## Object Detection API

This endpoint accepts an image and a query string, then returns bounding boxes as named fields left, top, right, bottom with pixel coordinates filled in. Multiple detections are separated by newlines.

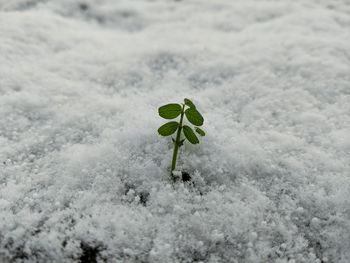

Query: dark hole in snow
left=62, top=240, right=68, bottom=248
left=4, top=239, right=29, bottom=261
left=13, top=248, right=29, bottom=261
left=79, top=3, right=89, bottom=11
left=139, top=191, right=150, bottom=206
left=32, top=228, right=41, bottom=235
left=181, top=171, right=191, bottom=182
left=79, top=243, right=100, bottom=263
left=173, top=171, right=193, bottom=183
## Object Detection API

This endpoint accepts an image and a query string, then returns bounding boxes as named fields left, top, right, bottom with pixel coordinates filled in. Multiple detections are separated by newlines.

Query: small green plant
left=158, top=98, right=205, bottom=181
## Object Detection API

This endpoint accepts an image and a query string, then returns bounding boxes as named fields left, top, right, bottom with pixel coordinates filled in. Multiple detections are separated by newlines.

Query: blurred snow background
left=0, top=0, right=349, bottom=262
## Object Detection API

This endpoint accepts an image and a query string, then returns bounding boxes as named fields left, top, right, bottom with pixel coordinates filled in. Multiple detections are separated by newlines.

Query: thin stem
left=170, top=104, right=185, bottom=181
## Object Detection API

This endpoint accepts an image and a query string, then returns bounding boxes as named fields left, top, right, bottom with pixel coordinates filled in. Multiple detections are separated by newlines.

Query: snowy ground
left=0, top=0, right=350, bottom=262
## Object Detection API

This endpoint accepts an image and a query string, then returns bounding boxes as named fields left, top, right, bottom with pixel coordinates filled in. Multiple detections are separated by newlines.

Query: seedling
left=158, top=98, right=205, bottom=182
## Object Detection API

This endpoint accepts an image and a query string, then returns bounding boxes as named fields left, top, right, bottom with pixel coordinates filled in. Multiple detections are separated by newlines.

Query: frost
left=1, top=0, right=350, bottom=262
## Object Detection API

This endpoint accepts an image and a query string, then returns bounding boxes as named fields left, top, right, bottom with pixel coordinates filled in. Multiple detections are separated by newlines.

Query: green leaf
left=158, top=104, right=182, bottom=119
left=158, top=122, right=179, bottom=136
left=184, top=98, right=196, bottom=108
left=185, top=108, right=204, bottom=126
left=195, top=127, right=205, bottom=136
left=182, top=125, right=199, bottom=144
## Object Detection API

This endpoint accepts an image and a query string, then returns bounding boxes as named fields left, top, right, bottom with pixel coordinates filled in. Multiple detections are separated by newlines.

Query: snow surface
left=0, top=0, right=350, bottom=262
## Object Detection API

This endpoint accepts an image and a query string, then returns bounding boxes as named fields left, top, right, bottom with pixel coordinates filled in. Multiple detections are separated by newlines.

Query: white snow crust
left=0, top=0, right=350, bottom=262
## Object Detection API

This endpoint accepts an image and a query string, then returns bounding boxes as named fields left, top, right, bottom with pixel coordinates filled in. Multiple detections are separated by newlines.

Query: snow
left=0, top=0, right=349, bottom=262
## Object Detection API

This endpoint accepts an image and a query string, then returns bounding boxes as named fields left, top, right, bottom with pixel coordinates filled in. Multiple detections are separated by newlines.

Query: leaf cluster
left=158, top=98, right=205, bottom=145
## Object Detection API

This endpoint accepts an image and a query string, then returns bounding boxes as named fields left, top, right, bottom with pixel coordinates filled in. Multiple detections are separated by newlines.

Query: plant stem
left=170, top=104, right=185, bottom=181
